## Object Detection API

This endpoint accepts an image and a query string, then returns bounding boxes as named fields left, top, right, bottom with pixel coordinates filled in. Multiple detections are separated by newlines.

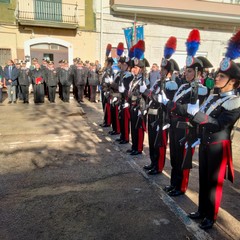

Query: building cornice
left=111, top=4, right=240, bottom=23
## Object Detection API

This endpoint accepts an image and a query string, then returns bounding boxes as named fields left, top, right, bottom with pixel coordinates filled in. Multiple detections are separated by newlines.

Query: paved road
left=0, top=93, right=239, bottom=240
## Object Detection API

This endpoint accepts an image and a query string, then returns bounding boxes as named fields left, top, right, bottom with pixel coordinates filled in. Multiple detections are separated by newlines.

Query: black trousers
left=119, top=105, right=130, bottom=142
left=20, top=85, right=29, bottom=102
left=169, top=123, right=190, bottom=192
left=198, top=141, right=231, bottom=221
left=48, top=86, right=57, bottom=102
left=89, top=85, right=97, bottom=102
left=62, top=85, right=70, bottom=102
left=130, top=107, right=145, bottom=153
left=77, top=85, right=85, bottom=102
left=148, top=114, right=168, bottom=172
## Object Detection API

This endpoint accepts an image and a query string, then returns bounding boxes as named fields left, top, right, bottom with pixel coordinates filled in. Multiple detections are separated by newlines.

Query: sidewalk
left=82, top=95, right=240, bottom=240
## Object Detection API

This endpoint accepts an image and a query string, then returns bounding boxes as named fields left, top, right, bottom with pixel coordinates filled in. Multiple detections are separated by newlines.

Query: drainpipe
left=100, top=0, right=103, bottom=66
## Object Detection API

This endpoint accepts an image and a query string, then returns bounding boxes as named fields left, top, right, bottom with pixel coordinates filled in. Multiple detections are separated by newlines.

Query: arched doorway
left=24, top=37, right=73, bottom=67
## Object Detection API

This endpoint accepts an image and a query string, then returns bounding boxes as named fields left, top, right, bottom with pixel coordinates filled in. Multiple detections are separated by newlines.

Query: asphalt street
left=0, top=92, right=239, bottom=240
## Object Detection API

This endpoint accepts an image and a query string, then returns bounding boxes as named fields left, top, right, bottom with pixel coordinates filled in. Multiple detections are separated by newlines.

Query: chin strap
left=219, top=78, right=231, bottom=90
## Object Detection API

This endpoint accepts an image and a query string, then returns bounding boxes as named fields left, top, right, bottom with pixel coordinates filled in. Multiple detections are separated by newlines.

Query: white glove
left=123, top=102, right=129, bottom=108
left=139, top=82, right=147, bottom=93
left=161, top=90, right=169, bottom=105
left=187, top=100, right=199, bottom=116
left=158, top=94, right=163, bottom=103
left=118, top=83, right=125, bottom=93
left=105, top=77, right=110, bottom=83
left=112, top=97, right=117, bottom=103
left=109, top=76, right=113, bottom=83
left=157, top=91, right=169, bottom=105
left=162, top=123, right=170, bottom=130
left=137, top=110, right=142, bottom=116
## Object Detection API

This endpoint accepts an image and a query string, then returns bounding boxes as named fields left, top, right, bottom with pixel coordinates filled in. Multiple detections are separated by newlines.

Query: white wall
left=94, top=0, right=236, bottom=69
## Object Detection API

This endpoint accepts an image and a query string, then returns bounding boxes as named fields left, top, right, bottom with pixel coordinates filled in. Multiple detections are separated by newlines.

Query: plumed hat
left=116, top=42, right=131, bottom=65
left=161, top=36, right=179, bottom=73
left=105, top=43, right=114, bottom=64
left=219, top=30, right=240, bottom=81
left=105, top=43, right=112, bottom=58
left=131, top=40, right=149, bottom=68
left=185, top=29, right=213, bottom=71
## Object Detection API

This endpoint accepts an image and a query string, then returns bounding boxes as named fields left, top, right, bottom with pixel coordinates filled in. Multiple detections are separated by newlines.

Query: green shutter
left=35, top=0, right=62, bottom=22
left=0, top=0, right=10, bottom=3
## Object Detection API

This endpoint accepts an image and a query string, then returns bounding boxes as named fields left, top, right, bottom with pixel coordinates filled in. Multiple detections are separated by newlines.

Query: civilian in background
left=148, top=63, right=160, bottom=89
left=88, top=63, right=99, bottom=103
left=3, top=59, right=19, bottom=104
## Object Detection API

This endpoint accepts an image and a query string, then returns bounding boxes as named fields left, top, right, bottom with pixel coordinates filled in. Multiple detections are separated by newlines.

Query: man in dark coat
left=18, top=61, right=30, bottom=103
left=58, top=60, right=73, bottom=103
left=75, top=60, right=86, bottom=103
left=46, top=61, right=58, bottom=103
left=88, top=63, right=99, bottom=102
left=31, top=63, right=45, bottom=103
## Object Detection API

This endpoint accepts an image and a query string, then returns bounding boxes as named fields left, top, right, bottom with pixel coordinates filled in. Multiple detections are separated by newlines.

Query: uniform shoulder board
left=165, top=81, right=178, bottom=91
left=198, top=85, right=208, bottom=96
left=124, top=72, right=132, bottom=78
left=222, top=96, right=240, bottom=111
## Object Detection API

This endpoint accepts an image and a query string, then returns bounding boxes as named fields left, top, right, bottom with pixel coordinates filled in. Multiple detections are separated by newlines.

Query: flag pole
left=132, top=13, right=137, bottom=46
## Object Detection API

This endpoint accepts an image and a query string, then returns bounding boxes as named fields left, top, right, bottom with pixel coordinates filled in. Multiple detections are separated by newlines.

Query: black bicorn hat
left=106, top=57, right=114, bottom=64
left=130, top=40, right=149, bottom=68
left=161, top=36, right=179, bottom=73
left=187, top=56, right=213, bottom=72
left=218, top=31, right=240, bottom=81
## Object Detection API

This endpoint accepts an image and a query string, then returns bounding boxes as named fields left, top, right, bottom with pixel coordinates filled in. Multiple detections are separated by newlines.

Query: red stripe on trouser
left=124, top=108, right=130, bottom=141
left=142, top=119, right=146, bottom=132
left=115, top=106, right=120, bottom=133
left=214, top=140, right=230, bottom=220
left=181, top=169, right=190, bottom=192
left=138, top=128, right=144, bottom=152
left=158, top=147, right=166, bottom=172
left=105, top=103, right=111, bottom=125
left=158, top=130, right=168, bottom=172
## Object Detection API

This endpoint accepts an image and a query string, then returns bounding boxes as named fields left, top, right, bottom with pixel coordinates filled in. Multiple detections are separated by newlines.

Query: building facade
left=0, top=0, right=96, bottom=66
left=108, top=0, right=240, bottom=69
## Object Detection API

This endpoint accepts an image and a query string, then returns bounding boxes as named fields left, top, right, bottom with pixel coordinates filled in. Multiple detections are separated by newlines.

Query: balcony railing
left=16, top=0, right=80, bottom=28
left=199, top=0, right=240, bottom=4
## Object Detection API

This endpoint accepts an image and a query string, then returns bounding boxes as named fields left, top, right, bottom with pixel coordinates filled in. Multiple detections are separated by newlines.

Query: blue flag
left=123, top=27, right=133, bottom=51
left=136, top=25, right=144, bottom=42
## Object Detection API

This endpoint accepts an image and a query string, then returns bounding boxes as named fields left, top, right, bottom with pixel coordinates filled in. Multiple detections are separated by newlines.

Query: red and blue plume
left=129, top=45, right=135, bottom=58
left=225, top=30, right=240, bottom=60
left=106, top=43, right=112, bottom=57
left=134, top=40, right=145, bottom=59
left=164, top=36, right=177, bottom=59
left=186, top=29, right=200, bottom=57
left=117, top=42, right=124, bottom=57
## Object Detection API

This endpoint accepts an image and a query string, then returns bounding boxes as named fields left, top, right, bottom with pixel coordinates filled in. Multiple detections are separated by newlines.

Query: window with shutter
left=34, top=0, right=62, bottom=22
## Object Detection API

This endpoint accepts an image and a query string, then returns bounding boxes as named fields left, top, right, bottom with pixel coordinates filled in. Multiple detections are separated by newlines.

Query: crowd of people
left=0, top=58, right=101, bottom=104
left=99, top=30, right=240, bottom=230
left=0, top=29, right=240, bottom=232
